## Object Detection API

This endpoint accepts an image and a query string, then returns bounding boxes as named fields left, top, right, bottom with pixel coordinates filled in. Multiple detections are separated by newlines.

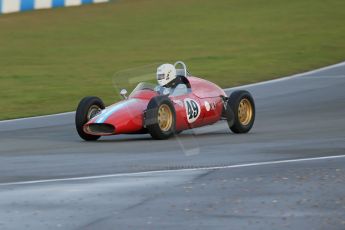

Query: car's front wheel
left=75, top=96, right=105, bottom=141
left=145, top=96, right=176, bottom=140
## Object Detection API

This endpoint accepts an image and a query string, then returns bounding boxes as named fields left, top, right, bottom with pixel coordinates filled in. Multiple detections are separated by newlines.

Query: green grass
left=0, top=0, right=344, bottom=120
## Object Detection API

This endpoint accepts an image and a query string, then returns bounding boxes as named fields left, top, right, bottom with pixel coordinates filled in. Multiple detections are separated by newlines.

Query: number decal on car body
left=184, top=98, right=201, bottom=123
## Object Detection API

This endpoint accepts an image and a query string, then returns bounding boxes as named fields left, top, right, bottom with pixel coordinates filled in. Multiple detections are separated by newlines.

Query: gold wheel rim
left=238, top=98, right=253, bottom=126
left=87, top=105, right=101, bottom=120
left=158, top=104, right=173, bottom=132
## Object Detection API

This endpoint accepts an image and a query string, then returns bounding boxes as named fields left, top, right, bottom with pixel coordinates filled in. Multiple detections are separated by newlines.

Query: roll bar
left=174, top=61, right=188, bottom=77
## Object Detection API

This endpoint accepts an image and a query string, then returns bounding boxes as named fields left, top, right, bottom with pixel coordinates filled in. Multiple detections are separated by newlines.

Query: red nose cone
left=85, top=98, right=150, bottom=135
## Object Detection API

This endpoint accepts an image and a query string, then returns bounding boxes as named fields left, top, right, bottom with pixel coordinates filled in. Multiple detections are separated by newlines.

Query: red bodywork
left=84, top=76, right=227, bottom=136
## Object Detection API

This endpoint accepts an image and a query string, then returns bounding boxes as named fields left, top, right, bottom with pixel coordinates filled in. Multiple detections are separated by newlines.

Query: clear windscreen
left=129, top=82, right=157, bottom=97
left=112, top=63, right=160, bottom=99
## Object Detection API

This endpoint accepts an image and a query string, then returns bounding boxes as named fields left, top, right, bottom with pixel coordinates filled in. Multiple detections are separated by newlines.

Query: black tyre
left=145, top=96, right=176, bottom=140
left=227, top=90, right=255, bottom=133
left=223, top=99, right=235, bottom=128
left=75, top=96, right=105, bottom=141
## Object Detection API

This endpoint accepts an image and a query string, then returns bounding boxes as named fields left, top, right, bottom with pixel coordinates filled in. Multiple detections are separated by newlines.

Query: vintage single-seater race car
left=75, top=62, right=255, bottom=140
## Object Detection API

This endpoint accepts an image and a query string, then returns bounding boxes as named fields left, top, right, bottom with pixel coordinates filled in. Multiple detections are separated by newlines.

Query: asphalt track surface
left=0, top=62, right=345, bottom=229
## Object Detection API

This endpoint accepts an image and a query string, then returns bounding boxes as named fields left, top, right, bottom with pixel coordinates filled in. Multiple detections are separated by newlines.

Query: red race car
left=75, top=62, right=255, bottom=140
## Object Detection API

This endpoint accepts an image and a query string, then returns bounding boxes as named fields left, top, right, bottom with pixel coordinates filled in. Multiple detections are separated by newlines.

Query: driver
left=156, top=63, right=188, bottom=95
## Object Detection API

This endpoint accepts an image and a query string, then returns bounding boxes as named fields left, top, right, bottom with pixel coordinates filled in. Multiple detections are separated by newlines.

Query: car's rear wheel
left=227, top=90, right=255, bottom=133
left=75, top=96, right=105, bottom=141
left=146, top=96, right=176, bottom=140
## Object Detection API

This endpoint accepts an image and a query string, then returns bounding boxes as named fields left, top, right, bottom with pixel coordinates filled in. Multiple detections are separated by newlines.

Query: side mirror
left=120, top=89, right=128, bottom=99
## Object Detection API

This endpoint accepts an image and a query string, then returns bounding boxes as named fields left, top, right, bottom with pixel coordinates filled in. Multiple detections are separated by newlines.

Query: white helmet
left=156, top=64, right=176, bottom=87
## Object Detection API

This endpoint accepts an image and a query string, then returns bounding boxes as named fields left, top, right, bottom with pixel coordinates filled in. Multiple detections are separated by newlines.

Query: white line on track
left=225, top=60, right=345, bottom=91
left=0, top=111, right=74, bottom=124
left=1, top=154, right=345, bottom=187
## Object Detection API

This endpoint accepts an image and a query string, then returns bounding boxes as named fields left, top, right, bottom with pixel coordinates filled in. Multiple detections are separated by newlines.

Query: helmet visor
left=157, top=74, right=165, bottom=80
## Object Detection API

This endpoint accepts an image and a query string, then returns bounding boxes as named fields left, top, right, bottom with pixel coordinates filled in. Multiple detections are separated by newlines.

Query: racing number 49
left=186, top=100, right=199, bottom=120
